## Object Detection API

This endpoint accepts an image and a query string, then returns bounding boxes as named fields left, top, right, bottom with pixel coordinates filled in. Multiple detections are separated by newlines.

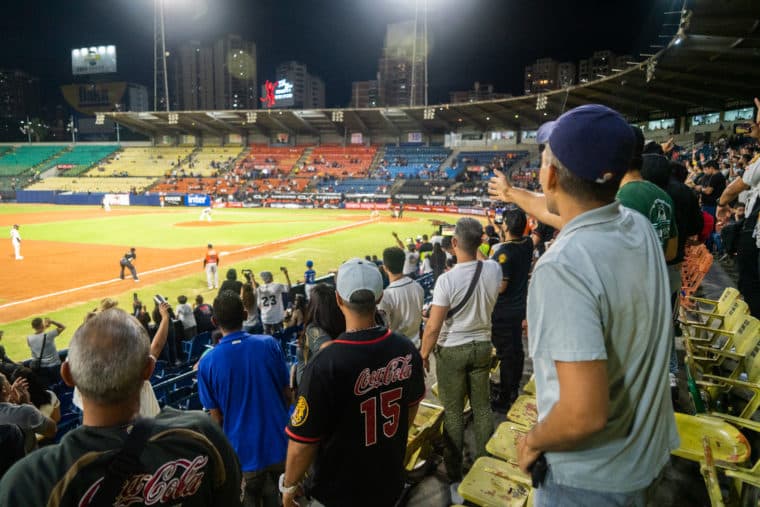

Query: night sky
left=0, top=0, right=680, bottom=110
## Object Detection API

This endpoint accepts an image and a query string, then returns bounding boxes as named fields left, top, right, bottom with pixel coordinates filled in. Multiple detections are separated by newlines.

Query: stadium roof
left=105, top=0, right=760, bottom=138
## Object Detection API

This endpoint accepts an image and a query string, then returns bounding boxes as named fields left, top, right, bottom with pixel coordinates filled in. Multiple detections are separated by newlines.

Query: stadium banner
left=344, top=203, right=391, bottom=210
left=351, top=133, right=363, bottom=145
left=270, top=203, right=316, bottom=209
left=163, top=195, right=184, bottom=206
left=457, top=207, right=488, bottom=216
left=72, top=45, right=117, bottom=75
left=105, top=194, right=130, bottom=206
left=185, top=194, right=210, bottom=207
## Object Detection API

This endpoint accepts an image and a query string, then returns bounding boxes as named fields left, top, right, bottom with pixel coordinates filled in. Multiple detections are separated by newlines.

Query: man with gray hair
left=420, top=217, right=502, bottom=495
left=0, top=308, right=244, bottom=506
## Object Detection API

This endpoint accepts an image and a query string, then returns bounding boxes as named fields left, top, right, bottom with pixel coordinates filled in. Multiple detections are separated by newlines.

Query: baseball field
left=0, top=204, right=453, bottom=360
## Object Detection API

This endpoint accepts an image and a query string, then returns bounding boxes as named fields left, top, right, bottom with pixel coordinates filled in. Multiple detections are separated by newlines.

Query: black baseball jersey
left=0, top=408, right=244, bottom=507
left=286, top=327, right=425, bottom=507
left=122, top=251, right=136, bottom=264
left=492, top=237, right=533, bottom=317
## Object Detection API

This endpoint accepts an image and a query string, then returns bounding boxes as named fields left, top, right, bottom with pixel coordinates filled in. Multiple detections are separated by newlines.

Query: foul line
left=0, top=218, right=375, bottom=311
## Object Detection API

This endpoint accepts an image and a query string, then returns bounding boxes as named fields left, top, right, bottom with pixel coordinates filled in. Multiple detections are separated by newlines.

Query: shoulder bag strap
left=446, top=261, right=483, bottom=319
left=36, top=333, right=47, bottom=365
left=89, top=418, right=154, bottom=507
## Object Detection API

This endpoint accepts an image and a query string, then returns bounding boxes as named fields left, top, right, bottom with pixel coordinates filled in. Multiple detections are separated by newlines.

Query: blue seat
left=182, top=331, right=212, bottom=364
left=54, top=414, right=82, bottom=442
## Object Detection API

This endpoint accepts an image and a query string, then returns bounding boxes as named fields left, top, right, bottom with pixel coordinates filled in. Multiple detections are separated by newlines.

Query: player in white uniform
left=10, top=224, right=22, bottom=260
left=199, top=207, right=212, bottom=221
left=256, top=268, right=291, bottom=336
left=102, top=196, right=111, bottom=212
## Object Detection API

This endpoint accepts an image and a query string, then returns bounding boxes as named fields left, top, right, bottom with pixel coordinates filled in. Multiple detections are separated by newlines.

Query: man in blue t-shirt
left=197, top=290, right=292, bottom=507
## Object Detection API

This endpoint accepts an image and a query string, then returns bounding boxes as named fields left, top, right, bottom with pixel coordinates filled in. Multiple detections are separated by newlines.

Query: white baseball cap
left=336, top=258, right=383, bottom=303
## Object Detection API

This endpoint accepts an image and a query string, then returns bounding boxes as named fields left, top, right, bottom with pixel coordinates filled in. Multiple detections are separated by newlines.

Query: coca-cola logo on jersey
left=354, top=354, right=413, bottom=396
left=78, top=455, right=208, bottom=506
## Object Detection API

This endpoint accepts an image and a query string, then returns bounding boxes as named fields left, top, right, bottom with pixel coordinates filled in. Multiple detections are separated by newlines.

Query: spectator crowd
left=0, top=100, right=758, bottom=507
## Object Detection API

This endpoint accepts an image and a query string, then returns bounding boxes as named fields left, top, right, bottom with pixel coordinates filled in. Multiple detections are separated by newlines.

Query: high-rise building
left=590, top=50, right=615, bottom=79
left=523, top=58, right=558, bottom=95
left=214, top=34, right=257, bottom=110
left=126, top=84, right=150, bottom=112
left=377, top=20, right=427, bottom=107
left=273, top=61, right=325, bottom=109
left=0, top=70, right=40, bottom=119
left=176, top=41, right=215, bottom=110
left=449, top=82, right=511, bottom=103
left=171, top=34, right=257, bottom=111
left=308, top=75, right=326, bottom=109
left=350, top=80, right=379, bottom=108
left=557, top=62, right=576, bottom=88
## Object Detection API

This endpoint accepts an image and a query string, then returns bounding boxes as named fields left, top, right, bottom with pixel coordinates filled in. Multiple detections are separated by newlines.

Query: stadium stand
left=26, top=176, right=157, bottom=193
left=378, top=146, right=450, bottom=179
left=236, top=145, right=306, bottom=176
left=43, top=145, right=119, bottom=176
left=450, top=150, right=530, bottom=179
left=86, top=146, right=195, bottom=177
left=184, top=146, right=244, bottom=177
left=305, top=145, right=377, bottom=177
left=0, top=146, right=66, bottom=176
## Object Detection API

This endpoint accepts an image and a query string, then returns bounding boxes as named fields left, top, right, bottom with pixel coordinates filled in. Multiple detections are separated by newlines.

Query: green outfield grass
left=0, top=206, right=457, bottom=360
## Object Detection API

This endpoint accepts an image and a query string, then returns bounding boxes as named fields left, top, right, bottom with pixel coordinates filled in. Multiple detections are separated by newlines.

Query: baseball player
left=10, top=224, right=22, bottom=260
left=203, top=243, right=220, bottom=289
left=119, top=247, right=139, bottom=281
left=199, top=206, right=212, bottom=222
left=303, top=260, right=316, bottom=301
left=102, top=196, right=111, bottom=212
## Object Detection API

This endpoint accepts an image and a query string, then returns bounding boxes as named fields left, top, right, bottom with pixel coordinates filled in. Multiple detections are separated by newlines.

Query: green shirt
left=616, top=180, right=678, bottom=251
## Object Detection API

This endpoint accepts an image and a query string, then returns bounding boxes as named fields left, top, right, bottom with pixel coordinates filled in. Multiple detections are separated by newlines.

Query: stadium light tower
left=154, top=0, right=170, bottom=112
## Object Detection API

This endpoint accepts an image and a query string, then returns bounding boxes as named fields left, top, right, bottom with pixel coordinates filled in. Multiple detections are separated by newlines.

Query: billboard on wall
left=185, top=194, right=210, bottom=207
left=72, top=46, right=117, bottom=75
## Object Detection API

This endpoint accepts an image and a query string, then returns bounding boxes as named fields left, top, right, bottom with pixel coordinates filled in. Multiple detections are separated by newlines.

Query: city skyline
left=0, top=0, right=676, bottom=112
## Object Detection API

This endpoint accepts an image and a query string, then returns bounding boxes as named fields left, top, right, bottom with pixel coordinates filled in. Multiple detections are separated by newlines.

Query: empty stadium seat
left=0, top=146, right=67, bottom=176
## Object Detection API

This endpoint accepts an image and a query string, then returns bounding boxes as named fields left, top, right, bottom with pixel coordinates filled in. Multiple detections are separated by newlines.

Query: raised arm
left=488, top=169, right=563, bottom=230
left=149, top=302, right=171, bottom=359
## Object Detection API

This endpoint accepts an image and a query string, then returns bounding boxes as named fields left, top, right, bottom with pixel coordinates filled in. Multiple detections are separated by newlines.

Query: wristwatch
left=278, top=473, right=300, bottom=495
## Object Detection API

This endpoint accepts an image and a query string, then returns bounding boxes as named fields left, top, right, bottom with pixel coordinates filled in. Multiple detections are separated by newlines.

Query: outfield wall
left=14, top=190, right=487, bottom=216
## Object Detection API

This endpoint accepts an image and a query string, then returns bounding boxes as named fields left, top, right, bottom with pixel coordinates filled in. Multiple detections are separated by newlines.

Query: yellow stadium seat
left=458, top=456, right=531, bottom=507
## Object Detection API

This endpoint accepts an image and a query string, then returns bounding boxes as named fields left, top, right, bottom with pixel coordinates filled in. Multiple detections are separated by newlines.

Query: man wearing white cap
left=281, top=258, right=425, bottom=507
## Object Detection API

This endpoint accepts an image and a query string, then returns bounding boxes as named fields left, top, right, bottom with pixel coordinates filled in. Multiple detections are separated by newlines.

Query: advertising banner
left=105, top=194, right=130, bottom=206
left=185, top=194, right=210, bottom=207
left=72, top=46, right=117, bottom=75
left=163, top=195, right=183, bottom=206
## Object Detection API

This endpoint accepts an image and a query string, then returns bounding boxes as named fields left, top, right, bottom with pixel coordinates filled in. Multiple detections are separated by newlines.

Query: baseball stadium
left=0, top=0, right=760, bottom=505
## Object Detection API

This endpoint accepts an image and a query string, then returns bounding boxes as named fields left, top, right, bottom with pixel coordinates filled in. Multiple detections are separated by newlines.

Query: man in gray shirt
left=491, top=105, right=678, bottom=506
left=26, top=317, right=66, bottom=385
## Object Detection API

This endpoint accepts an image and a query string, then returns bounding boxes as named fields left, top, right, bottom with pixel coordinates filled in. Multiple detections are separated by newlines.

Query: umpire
left=119, top=247, right=139, bottom=282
